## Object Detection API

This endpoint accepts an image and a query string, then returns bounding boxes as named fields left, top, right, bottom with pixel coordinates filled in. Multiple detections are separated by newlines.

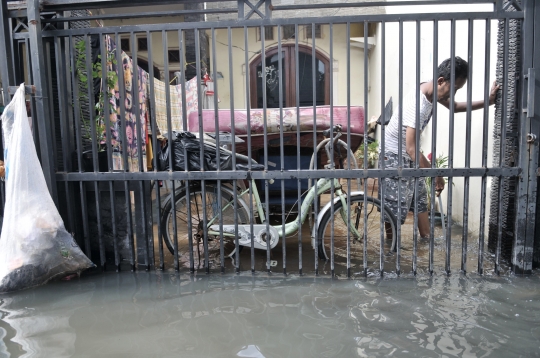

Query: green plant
left=425, top=152, right=449, bottom=211
left=356, top=139, right=379, bottom=168
left=75, top=39, right=118, bottom=149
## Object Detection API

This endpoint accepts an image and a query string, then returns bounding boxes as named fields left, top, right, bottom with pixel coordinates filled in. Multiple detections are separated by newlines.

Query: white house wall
left=376, top=2, right=499, bottom=234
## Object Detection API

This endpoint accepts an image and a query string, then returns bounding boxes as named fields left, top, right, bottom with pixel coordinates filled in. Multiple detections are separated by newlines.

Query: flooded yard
left=0, top=270, right=539, bottom=357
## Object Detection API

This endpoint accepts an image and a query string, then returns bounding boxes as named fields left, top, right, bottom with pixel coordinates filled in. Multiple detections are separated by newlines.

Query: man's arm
left=439, top=81, right=500, bottom=112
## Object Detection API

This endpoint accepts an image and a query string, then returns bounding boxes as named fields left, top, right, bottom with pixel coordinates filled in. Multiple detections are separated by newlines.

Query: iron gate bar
left=147, top=30, right=164, bottom=271
left=329, top=22, right=335, bottom=277
left=260, top=23, right=270, bottom=273
left=478, top=18, right=492, bottom=275
left=445, top=21, right=457, bottom=276
left=43, top=8, right=239, bottom=23
left=379, top=20, right=386, bottom=277
left=429, top=20, right=439, bottom=276
left=271, top=0, right=498, bottom=11
left=294, top=23, right=302, bottom=276
left=463, top=19, right=475, bottom=273
left=18, top=11, right=524, bottom=41
left=277, top=24, right=286, bottom=276
left=27, top=0, right=58, bottom=204
left=0, top=0, right=15, bottom=105
left=363, top=20, right=370, bottom=277
left=55, top=167, right=522, bottom=181
left=413, top=19, right=421, bottom=276
left=346, top=21, right=352, bottom=278
left=513, top=0, right=539, bottom=274
left=312, top=23, right=319, bottom=276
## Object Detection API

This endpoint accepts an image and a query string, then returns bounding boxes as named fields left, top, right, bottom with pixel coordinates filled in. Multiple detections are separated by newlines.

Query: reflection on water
left=1, top=271, right=539, bottom=357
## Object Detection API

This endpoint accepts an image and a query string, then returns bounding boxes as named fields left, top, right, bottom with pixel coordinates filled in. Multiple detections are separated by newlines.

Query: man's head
left=436, top=57, right=468, bottom=102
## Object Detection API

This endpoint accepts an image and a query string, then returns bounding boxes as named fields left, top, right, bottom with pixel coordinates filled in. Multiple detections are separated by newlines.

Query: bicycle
left=159, top=125, right=397, bottom=268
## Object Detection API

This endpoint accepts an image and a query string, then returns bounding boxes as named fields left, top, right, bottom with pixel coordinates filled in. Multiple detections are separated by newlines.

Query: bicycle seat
left=236, top=163, right=265, bottom=171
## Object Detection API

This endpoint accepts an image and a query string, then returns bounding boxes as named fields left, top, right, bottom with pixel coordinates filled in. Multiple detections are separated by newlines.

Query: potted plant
left=425, top=152, right=449, bottom=224
left=355, top=138, right=379, bottom=169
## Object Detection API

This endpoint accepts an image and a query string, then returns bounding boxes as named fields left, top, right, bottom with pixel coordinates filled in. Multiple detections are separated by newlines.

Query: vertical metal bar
left=0, top=0, right=14, bottom=104
left=27, top=0, right=58, bottom=203
left=346, top=22, right=352, bottom=279
left=429, top=20, right=439, bottom=275
left=495, top=19, right=510, bottom=275
left=148, top=30, right=164, bottom=270
left=312, top=23, right=319, bottom=276
left=178, top=29, right=193, bottom=273
left=194, top=27, right=210, bottom=274
left=397, top=19, right=404, bottom=276
left=210, top=27, right=225, bottom=273
left=478, top=19, right=491, bottom=275
left=69, top=34, right=91, bottom=258
left=363, top=20, right=369, bottom=276
left=277, top=24, right=286, bottom=275
left=445, top=19, right=457, bottom=276
left=244, top=25, right=254, bottom=274
left=260, top=24, right=271, bottom=273
left=513, top=0, right=538, bottom=274
left=227, top=26, right=239, bottom=274
left=329, top=22, right=335, bottom=278
left=115, top=32, right=135, bottom=271
left=54, top=36, right=75, bottom=232
left=131, top=32, right=150, bottom=270
left=84, top=33, right=106, bottom=270
left=462, top=19, right=474, bottom=274
left=295, top=23, right=302, bottom=275
left=413, top=20, right=421, bottom=276
left=379, top=21, right=386, bottom=276
left=162, top=30, right=180, bottom=272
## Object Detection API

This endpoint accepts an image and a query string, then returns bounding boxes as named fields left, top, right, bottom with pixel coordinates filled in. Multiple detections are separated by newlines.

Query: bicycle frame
left=207, top=176, right=361, bottom=242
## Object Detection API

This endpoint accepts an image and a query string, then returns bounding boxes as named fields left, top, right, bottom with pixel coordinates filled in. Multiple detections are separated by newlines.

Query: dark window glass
left=138, top=38, right=148, bottom=51
left=306, top=24, right=322, bottom=39
left=168, top=49, right=180, bottom=63
left=297, top=51, right=325, bottom=106
left=120, top=38, right=130, bottom=52
left=282, top=25, right=295, bottom=40
left=256, top=52, right=286, bottom=108
left=257, top=27, right=274, bottom=41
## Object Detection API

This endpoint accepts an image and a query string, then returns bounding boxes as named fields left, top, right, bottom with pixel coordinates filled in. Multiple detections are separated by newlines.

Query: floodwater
left=0, top=270, right=539, bottom=357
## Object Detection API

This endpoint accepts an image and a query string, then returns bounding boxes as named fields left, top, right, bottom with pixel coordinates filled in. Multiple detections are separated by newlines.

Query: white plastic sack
left=0, top=84, right=94, bottom=292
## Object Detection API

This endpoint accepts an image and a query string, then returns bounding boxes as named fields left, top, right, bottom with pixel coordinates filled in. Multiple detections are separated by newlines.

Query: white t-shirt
left=380, top=89, right=433, bottom=161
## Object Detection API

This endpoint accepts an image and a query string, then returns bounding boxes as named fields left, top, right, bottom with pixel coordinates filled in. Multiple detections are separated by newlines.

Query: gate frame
left=0, top=0, right=538, bottom=274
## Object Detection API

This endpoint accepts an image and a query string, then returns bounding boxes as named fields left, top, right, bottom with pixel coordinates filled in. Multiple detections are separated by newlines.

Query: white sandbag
left=0, top=84, right=94, bottom=292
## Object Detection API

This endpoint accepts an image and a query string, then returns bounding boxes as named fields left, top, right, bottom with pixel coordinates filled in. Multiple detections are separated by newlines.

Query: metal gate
left=0, top=0, right=537, bottom=277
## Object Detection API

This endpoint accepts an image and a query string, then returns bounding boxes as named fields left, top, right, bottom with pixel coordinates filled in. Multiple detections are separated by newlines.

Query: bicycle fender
left=311, top=191, right=365, bottom=249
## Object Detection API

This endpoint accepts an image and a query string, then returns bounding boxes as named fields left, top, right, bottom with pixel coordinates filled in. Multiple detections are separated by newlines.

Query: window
left=249, top=44, right=330, bottom=108
left=257, top=26, right=274, bottom=41
left=120, top=38, right=130, bottom=52
left=282, top=25, right=296, bottom=40
left=305, top=24, right=322, bottom=39
left=168, top=49, right=181, bottom=63
left=137, top=37, right=148, bottom=51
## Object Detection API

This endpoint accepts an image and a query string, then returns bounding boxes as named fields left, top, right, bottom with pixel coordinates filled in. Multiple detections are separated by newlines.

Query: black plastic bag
left=157, top=132, right=233, bottom=171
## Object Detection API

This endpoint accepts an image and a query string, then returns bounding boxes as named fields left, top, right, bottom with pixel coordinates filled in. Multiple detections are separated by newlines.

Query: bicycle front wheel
left=316, top=194, right=397, bottom=262
left=160, top=184, right=250, bottom=268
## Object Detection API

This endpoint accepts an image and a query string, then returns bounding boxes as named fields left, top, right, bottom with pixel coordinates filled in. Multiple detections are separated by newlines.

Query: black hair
left=437, top=56, right=469, bottom=81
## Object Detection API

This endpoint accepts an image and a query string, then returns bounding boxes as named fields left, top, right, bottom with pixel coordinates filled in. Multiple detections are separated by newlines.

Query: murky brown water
left=0, top=270, right=539, bottom=357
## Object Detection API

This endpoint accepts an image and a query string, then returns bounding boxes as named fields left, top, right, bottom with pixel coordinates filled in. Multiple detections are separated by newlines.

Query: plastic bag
left=157, top=131, right=234, bottom=171
left=0, top=84, right=94, bottom=292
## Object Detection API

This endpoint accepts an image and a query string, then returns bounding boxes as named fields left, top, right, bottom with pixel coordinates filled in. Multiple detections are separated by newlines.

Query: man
left=379, top=56, right=499, bottom=241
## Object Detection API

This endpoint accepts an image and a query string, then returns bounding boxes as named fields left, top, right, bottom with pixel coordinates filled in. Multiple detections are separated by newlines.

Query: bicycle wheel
left=316, top=194, right=397, bottom=261
left=160, top=184, right=250, bottom=268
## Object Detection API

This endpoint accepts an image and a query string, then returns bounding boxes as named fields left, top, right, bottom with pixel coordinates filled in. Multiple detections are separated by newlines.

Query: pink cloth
left=187, top=106, right=364, bottom=136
